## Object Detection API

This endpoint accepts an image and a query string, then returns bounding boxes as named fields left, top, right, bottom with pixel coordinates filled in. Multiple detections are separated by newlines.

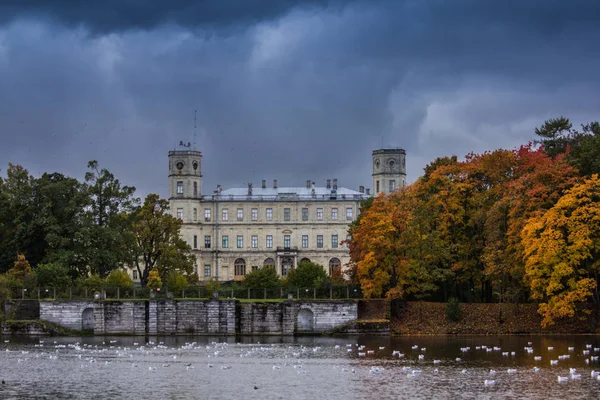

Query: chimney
left=248, top=183, right=252, bottom=196
left=366, top=188, right=370, bottom=195
left=359, top=185, right=364, bottom=193
left=333, top=179, right=338, bottom=190
left=273, top=179, right=278, bottom=189
left=261, top=179, right=266, bottom=189
left=306, top=180, right=311, bottom=189
left=217, top=184, right=222, bottom=194
left=326, top=179, right=331, bottom=189
left=311, top=182, right=316, bottom=196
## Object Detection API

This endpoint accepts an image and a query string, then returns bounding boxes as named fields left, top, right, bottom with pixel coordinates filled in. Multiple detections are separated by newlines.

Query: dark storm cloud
left=0, top=0, right=351, bottom=33
left=1, top=0, right=600, bottom=197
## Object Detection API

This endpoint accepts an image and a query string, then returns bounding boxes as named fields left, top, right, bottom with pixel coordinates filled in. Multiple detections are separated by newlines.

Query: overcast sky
left=1, top=0, right=599, bottom=197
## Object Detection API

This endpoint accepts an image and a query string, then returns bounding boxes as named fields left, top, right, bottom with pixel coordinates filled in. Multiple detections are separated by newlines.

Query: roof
left=221, top=186, right=363, bottom=196
left=206, top=186, right=368, bottom=201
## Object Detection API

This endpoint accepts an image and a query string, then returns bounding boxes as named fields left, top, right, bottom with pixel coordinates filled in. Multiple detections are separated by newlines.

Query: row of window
left=192, top=234, right=350, bottom=249
left=177, top=206, right=354, bottom=222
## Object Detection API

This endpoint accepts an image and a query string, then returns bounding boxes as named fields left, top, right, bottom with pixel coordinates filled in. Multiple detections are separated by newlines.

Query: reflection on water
left=1, top=335, right=599, bottom=399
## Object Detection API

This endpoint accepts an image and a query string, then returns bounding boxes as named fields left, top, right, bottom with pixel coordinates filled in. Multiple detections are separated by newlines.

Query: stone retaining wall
left=36, top=300, right=357, bottom=336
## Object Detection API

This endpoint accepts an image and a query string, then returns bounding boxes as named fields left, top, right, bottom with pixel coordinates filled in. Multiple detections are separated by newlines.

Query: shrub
left=35, top=263, right=72, bottom=288
left=287, top=261, right=329, bottom=288
left=445, top=297, right=463, bottom=322
left=105, top=269, right=133, bottom=289
left=243, top=266, right=281, bottom=288
left=165, top=271, right=189, bottom=295
left=75, top=275, right=106, bottom=293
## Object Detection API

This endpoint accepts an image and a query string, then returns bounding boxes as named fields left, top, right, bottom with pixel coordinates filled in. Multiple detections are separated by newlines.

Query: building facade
left=162, top=146, right=405, bottom=282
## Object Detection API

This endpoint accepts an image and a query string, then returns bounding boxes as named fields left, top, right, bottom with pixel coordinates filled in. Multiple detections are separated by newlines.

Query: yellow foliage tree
left=146, top=268, right=162, bottom=291
left=522, top=174, right=600, bottom=327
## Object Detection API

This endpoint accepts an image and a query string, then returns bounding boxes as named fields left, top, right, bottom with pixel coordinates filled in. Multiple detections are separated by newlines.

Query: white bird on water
left=484, top=380, right=495, bottom=386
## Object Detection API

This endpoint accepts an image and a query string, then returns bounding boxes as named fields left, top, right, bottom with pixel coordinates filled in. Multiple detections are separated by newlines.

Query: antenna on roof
left=193, top=109, right=197, bottom=151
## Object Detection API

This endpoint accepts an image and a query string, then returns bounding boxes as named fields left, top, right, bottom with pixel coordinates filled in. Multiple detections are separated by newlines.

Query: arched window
left=329, top=258, right=341, bottom=277
left=299, top=258, right=311, bottom=264
left=263, top=258, right=276, bottom=267
left=234, top=258, right=246, bottom=276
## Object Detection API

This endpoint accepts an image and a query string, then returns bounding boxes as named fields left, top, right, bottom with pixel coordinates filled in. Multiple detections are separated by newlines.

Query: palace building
left=165, top=146, right=406, bottom=282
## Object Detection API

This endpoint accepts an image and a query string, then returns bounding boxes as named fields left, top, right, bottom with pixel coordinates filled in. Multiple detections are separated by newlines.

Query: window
left=252, top=266, right=258, bottom=271
left=237, top=235, right=243, bottom=248
left=193, top=208, right=197, bottom=221
left=237, top=208, right=243, bottom=221
left=331, top=208, right=338, bottom=220
left=177, top=181, right=183, bottom=195
left=251, top=235, right=258, bottom=248
left=302, top=208, right=308, bottom=221
left=266, top=208, right=273, bottom=221
left=204, top=265, right=211, bottom=277
left=284, top=208, right=291, bottom=221
left=251, top=208, right=258, bottom=221
left=193, top=235, right=198, bottom=249
left=204, top=235, right=211, bottom=249
left=376, top=180, right=380, bottom=193
left=234, top=258, right=246, bottom=276
left=329, top=258, right=341, bottom=276
left=204, top=208, right=211, bottom=221
left=302, top=235, right=308, bottom=248
left=266, top=235, right=273, bottom=248
left=222, top=208, right=229, bottom=221
left=389, top=180, right=396, bottom=192
left=317, top=235, right=323, bottom=248
left=346, top=207, right=353, bottom=220
left=177, top=208, right=183, bottom=220
left=317, top=208, right=323, bottom=221
left=193, top=182, right=197, bottom=196
left=346, top=234, right=352, bottom=248
left=133, top=270, right=138, bottom=280
left=222, top=235, right=229, bottom=248
left=332, top=235, right=338, bottom=248
left=284, top=235, right=291, bottom=248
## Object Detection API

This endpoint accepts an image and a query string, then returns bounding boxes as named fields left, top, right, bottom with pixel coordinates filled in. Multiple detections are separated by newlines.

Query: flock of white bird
left=4, top=338, right=600, bottom=388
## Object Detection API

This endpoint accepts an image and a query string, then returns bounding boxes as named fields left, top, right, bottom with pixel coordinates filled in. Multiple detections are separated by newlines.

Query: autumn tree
left=522, top=174, right=600, bottom=327
left=128, top=194, right=194, bottom=287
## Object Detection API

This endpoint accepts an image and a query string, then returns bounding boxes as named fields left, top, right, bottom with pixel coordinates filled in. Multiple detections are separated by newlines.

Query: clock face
left=176, top=161, right=184, bottom=170
left=389, top=159, right=395, bottom=168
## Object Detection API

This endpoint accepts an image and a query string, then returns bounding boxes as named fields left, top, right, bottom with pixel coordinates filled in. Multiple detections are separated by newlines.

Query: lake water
left=1, top=335, right=599, bottom=399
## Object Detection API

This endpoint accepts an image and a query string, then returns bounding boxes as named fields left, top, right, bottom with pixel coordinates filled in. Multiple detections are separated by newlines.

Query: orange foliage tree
left=522, top=174, right=600, bottom=327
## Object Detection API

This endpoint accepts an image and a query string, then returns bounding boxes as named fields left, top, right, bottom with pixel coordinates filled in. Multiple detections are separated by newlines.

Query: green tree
left=82, top=160, right=138, bottom=277
left=105, top=269, right=133, bottom=289
left=243, top=266, right=281, bottom=288
left=0, top=164, right=35, bottom=272
left=35, top=263, right=71, bottom=288
left=128, top=194, right=194, bottom=287
left=287, top=261, right=329, bottom=288
left=535, top=117, right=600, bottom=176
